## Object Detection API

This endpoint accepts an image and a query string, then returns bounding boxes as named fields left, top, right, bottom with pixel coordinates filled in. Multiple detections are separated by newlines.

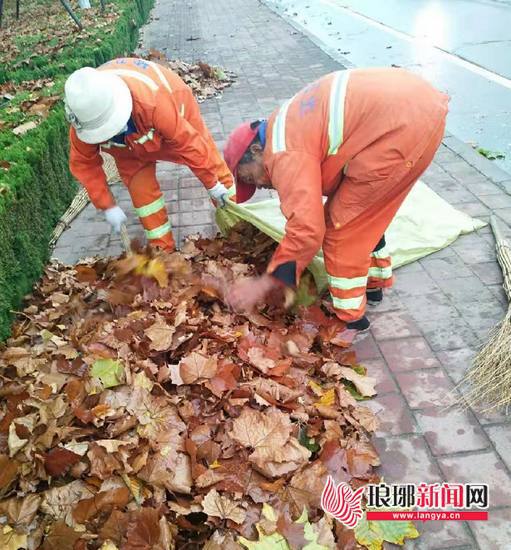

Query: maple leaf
left=179, top=351, right=218, bottom=384
left=354, top=517, right=419, bottom=550
left=337, top=367, right=377, bottom=397
left=202, top=489, right=246, bottom=524
left=73, top=487, right=131, bottom=524
left=41, top=521, right=83, bottom=550
left=91, top=359, right=125, bottom=388
left=123, top=508, right=162, bottom=550
left=0, top=494, right=41, bottom=529
left=144, top=317, right=176, bottom=351
left=0, top=455, right=19, bottom=493
left=40, top=480, right=94, bottom=525
left=44, top=447, right=81, bottom=477
left=0, top=525, right=28, bottom=550
left=99, top=509, right=129, bottom=546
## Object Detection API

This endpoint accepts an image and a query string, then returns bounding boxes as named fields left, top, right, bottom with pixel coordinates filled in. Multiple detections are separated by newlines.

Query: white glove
left=104, top=205, right=127, bottom=233
left=208, top=182, right=234, bottom=207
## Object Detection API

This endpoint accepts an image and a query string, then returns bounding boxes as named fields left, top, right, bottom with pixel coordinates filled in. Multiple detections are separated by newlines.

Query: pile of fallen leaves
left=0, top=224, right=399, bottom=549
left=143, top=49, right=237, bottom=103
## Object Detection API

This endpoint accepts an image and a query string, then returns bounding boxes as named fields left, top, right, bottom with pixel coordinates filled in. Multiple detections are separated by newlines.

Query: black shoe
left=366, top=288, right=383, bottom=305
left=346, top=315, right=371, bottom=332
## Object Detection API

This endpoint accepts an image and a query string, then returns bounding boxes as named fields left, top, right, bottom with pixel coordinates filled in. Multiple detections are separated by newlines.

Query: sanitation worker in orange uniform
left=64, top=57, right=234, bottom=251
left=224, top=68, right=448, bottom=331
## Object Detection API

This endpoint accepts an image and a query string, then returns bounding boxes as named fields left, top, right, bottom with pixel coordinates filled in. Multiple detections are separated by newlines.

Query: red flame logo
left=321, top=476, right=365, bottom=528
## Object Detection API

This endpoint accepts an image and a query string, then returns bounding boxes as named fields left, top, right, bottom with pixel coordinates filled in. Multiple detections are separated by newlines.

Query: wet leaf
left=354, top=517, right=419, bottom=549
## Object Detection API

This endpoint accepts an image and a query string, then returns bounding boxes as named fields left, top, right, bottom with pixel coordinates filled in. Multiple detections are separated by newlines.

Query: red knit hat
left=223, top=122, right=259, bottom=203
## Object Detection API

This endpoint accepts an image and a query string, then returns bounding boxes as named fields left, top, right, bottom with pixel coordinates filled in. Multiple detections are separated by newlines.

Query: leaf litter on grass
left=0, top=222, right=417, bottom=549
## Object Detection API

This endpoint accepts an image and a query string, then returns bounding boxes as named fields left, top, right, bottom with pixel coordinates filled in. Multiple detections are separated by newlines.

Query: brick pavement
left=52, top=0, right=511, bottom=547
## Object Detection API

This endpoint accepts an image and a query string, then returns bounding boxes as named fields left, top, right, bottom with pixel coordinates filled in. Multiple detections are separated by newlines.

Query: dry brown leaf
left=202, top=489, right=246, bottom=524
left=144, top=317, right=175, bottom=351
left=337, top=366, right=377, bottom=397
left=179, top=352, right=217, bottom=384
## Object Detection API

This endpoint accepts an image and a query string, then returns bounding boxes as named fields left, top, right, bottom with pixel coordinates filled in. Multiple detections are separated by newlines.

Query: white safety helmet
left=64, top=66, right=133, bottom=144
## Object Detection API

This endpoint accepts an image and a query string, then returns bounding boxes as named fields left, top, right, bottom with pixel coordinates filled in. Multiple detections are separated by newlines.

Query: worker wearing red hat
left=224, top=68, right=448, bottom=330
left=65, top=58, right=234, bottom=251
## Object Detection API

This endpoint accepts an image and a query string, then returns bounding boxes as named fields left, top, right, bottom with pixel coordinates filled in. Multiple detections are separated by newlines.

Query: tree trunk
left=0, top=0, right=4, bottom=28
left=59, top=0, right=83, bottom=30
left=15, top=0, right=19, bottom=19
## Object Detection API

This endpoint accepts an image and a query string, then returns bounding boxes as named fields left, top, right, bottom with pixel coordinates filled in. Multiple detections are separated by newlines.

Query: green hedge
left=0, top=0, right=154, bottom=340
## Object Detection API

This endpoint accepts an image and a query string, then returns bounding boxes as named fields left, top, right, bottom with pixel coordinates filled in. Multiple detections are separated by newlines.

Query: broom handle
left=120, top=224, right=132, bottom=256
left=490, top=215, right=511, bottom=302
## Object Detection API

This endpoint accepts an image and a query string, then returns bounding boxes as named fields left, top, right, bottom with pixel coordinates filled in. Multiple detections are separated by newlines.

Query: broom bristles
left=455, top=308, right=511, bottom=414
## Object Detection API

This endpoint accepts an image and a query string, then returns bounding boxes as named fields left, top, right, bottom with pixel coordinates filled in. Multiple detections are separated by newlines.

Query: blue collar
left=258, top=119, right=268, bottom=148
left=111, top=116, right=137, bottom=144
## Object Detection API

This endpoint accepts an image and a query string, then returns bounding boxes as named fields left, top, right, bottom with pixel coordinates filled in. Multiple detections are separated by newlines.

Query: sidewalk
left=52, top=0, right=511, bottom=547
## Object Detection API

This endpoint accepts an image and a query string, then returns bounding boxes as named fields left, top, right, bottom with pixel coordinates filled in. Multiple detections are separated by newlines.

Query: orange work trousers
left=323, top=118, right=446, bottom=323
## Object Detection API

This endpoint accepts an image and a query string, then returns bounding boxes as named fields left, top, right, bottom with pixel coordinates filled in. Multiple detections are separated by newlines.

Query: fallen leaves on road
left=0, top=223, right=383, bottom=548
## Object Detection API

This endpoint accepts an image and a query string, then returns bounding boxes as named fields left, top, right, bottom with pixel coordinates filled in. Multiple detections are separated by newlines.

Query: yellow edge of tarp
left=216, top=180, right=486, bottom=292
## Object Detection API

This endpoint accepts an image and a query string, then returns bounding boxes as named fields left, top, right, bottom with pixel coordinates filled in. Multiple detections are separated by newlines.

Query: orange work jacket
left=69, top=58, right=233, bottom=209
left=264, top=68, right=449, bottom=285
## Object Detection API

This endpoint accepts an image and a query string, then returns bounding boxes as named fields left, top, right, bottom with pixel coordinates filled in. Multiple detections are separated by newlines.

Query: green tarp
left=216, top=180, right=486, bottom=292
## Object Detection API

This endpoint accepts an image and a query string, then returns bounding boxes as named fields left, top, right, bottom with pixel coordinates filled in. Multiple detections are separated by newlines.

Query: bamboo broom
left=457, top=215, right=511, bottom=413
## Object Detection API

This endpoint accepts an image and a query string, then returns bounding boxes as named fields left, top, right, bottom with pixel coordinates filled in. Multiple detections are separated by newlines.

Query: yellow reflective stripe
left=272, top=98, right=293, bottom=153
left=368, top=266, right=393, bottom=279
left=135, top=197, right=165, bottom=218
left=108, top=69, right=159, bottom=91
left=101, top=142, right=127, bottom=149
left=328, top=70, right=350, bottom=156
left=371, top=247, right=390, bottom=259
left=327, top=274, right=367, bottom=290
left=134, top=128, right=155, bottom=144
left=332, top=295, right=365, bottom=310
left=180, top=103, right=185, bottom=117
left=145, top=221, right=172, bottom=240
left=147, top=60, right=172, bottom=93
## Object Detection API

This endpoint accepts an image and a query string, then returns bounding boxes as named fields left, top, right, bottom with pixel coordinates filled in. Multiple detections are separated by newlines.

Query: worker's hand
left=225, top=273, right=279, bottom=312
left=208, top=182, right=234, bottom=208
left=104, top=205, right=127, bottom=233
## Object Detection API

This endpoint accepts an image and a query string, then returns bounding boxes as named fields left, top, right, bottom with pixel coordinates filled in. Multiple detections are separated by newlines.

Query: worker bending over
left=65, top=57, right=234, bottom=251
left=224, top=68, right=448, bottom=331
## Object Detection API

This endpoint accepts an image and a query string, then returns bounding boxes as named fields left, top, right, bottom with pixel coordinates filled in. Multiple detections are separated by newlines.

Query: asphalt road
left=266, top=0, right=511, bottom=173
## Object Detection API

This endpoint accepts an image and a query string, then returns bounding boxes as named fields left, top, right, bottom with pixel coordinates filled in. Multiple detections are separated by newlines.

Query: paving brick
left=180, top=210, right=216, bottom=226
left=420, top=254, right=474, bottom=281
left=417, top=316, right=478, bottom=352
left=455, top=201, right=491, bottom=221
left=434, top=275, right=495, bottom=304
left=365, top=393, right=417, bottom=436
left=366, top=288, right=403, bottom=312
left=484, top=424, right=511, bottom=471
left=393, top=270, right=440, bottom=297
left=362, top=358, right=398, bottom=395
left=470, top=261, right=504, bottom=285
left=179, top=186, right=209, bottom=200
left=369, top=310, right=422, bottom=340
left=465, top=181, right=503, bottom=195
left=478, top=191, right=511, bottom=209
left=455, top=300, right=505, bottom=336
left=437, top=451, right=511, bottom=507
left=408, top=521, right=475, bottom=550
left=494, top=207, right=511, bottom=227
left=378, top=337, right=441, bottom=373
left=469, top=508, right=511, bottom=550
left=373, top=435, right=443, bottom=484
left=436, top=348, right=476, bottom=384
left=415, top=407, right=490, bottom=456
left=400, top=292, right=461, bottom=324
left=352, top=331, right=381, bottom=361
left=395, top=368, right=456, bottom=409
